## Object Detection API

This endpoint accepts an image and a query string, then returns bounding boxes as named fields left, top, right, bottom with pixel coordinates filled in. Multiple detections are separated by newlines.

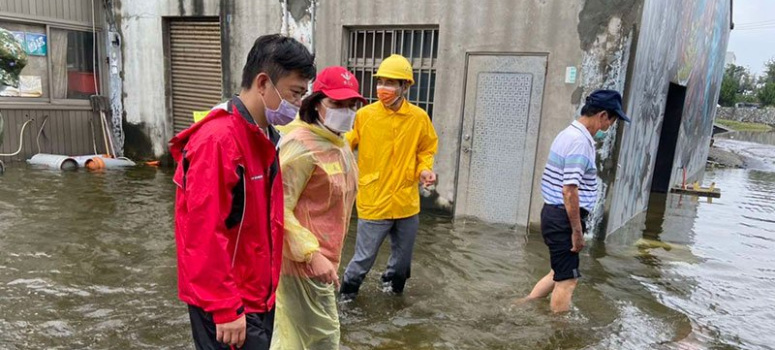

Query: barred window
left=344, top=27, right=439, bottom=118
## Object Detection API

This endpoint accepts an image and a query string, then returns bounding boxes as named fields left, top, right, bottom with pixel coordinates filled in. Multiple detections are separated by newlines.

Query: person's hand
left=216, top=314, right=246, bottom=348
left=570, top=229, right=585, bottom=253
left=420, top=170, right=437, bottom=187
left=308, top=251, right=339, bottom=288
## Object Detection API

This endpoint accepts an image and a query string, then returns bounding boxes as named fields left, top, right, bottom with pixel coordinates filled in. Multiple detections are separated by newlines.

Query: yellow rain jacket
left=346, top=100, right=438, bottom=220
left=270, top=119, right=358, bottom=350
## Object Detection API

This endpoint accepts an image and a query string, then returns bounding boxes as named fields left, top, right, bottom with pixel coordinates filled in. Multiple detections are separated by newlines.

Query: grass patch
left=715, top=119, right=773, bottom=132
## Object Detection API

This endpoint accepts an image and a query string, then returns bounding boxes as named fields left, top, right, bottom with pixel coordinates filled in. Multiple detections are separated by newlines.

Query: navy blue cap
left=585, top=89, right=631, bottom=123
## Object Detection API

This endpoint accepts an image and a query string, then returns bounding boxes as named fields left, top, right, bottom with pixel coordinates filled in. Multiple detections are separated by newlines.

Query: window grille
left=344, top=27, right=439, bottom=118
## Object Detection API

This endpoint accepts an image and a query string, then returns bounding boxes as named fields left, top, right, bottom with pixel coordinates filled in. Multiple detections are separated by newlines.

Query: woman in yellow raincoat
left=270, top=66, right=364, bottom=349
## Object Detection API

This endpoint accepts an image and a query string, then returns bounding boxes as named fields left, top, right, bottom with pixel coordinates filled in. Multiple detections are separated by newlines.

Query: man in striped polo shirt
left=523, top=90, right=630, bottom=313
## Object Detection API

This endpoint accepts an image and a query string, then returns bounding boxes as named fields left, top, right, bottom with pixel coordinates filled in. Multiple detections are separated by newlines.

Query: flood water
left=0, top=132, right=774, bottom=349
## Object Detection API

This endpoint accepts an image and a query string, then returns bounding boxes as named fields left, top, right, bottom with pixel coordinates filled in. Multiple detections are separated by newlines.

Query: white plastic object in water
left=84, top=155, right=136, bottom=170
left=72, top=154, right=103, bottom=167
left=27, top=153, right=78, bottom=170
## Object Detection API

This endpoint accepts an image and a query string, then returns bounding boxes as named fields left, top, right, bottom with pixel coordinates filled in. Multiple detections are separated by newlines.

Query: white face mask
left=321, top=105, right=356, bottom=133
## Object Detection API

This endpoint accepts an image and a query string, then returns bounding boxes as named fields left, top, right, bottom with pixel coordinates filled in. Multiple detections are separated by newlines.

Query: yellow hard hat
left=374, top=54, right=414, bottom=85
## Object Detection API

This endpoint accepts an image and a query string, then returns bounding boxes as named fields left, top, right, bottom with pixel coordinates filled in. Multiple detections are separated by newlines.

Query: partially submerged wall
left=606, top=0, right=731, bottom=235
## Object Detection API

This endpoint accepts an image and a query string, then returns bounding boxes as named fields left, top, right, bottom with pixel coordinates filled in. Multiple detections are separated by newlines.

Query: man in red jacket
left=169, top=34, right=315, bottom=350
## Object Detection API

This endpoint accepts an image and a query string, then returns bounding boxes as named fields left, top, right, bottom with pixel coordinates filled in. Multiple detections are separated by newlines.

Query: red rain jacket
left=169, top=99, right=284, bottom=324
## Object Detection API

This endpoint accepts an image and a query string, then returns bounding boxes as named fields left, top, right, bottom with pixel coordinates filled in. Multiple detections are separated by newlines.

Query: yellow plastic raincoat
left=270, top=119, right=358, bottom=350
left=346, top=100, right=438, bottom=220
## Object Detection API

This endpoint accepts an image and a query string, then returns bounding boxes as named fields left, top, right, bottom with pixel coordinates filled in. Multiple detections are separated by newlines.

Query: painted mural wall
left=606, top=0, right=730, bottom=234
left=575, top=0, right=642, bottom=236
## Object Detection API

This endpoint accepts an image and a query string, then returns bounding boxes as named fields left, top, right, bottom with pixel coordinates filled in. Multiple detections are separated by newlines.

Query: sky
left=727, top=0, right=775, bottom=75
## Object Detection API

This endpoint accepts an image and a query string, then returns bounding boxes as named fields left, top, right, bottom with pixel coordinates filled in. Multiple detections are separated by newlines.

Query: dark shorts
left=188, top=305, right=274, bottom=350
left=541, top=204, right=589, bottom=282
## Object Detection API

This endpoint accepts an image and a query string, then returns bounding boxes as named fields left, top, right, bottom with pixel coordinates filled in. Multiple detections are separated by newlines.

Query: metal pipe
left=283, top=0, right=289, bottom=35
left=310, top=0, right=316, bottom=53
left=101, top=111, right=116, bottom=157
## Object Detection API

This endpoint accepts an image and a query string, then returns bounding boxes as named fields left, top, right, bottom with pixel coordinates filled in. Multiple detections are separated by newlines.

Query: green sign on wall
left=24, top=33, right=46, bottom=56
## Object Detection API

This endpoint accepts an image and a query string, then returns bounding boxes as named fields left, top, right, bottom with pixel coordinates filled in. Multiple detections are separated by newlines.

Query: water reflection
left=601, top=168, right=775, bottom=350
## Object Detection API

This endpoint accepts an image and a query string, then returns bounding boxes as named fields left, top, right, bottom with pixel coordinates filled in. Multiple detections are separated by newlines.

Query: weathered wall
left=117, top=0, right=313, bottom=158
left=316, top=0, right=642, bottom=228
left=606, top=0, right=731, bottom=235
left=118, top=0, right=218, bottom=158
left=577, top=0, right=642, bottom=236
left=716, top=107, right=775, bottom=125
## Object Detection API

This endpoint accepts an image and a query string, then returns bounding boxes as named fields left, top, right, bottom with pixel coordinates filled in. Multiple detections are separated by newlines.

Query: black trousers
left=188, top=305, right=274, bottom=350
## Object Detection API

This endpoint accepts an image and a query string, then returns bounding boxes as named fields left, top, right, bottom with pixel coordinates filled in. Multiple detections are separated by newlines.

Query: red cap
left=312, top=66, right=367, bottom=104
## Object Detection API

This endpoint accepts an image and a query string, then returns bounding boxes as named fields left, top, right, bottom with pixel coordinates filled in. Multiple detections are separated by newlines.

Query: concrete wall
left=116, top=0, right=314, bottom=158
left=316, top=0, right=642, bottom=228
left=716, top=107, right=775, bottom=125
left=605, top=0, right=731, bottom=235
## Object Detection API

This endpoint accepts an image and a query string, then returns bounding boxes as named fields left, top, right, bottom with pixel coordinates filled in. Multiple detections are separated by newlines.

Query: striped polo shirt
left=541, top=120, right=598, bottom=212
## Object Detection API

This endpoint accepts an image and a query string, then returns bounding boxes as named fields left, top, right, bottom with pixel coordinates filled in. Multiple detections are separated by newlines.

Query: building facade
left=3, top=0, right=732, bottom=238
left=0, top=0, right=118, bottom=160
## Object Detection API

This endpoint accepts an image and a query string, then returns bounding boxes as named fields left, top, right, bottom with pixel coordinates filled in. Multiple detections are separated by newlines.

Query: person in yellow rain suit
left=269, top=66, right=365, bottom=349
left=340, top=54, right=439, bottom=301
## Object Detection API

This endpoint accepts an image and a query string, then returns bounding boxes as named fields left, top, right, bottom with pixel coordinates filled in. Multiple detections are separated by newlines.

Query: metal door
left=168, top=18, right=222, bottom=134
left=454, top=54, right=547, bottom=226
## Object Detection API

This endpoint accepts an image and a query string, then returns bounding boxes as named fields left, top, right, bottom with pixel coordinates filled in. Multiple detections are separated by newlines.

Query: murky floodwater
left=0, top=132, right=774, bottom=350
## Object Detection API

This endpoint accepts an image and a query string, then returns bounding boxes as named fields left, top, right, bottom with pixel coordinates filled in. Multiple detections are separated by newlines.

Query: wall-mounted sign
left=24, top=32, right=46, bottom=56
left=565, top=66, right=577, bottom=84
